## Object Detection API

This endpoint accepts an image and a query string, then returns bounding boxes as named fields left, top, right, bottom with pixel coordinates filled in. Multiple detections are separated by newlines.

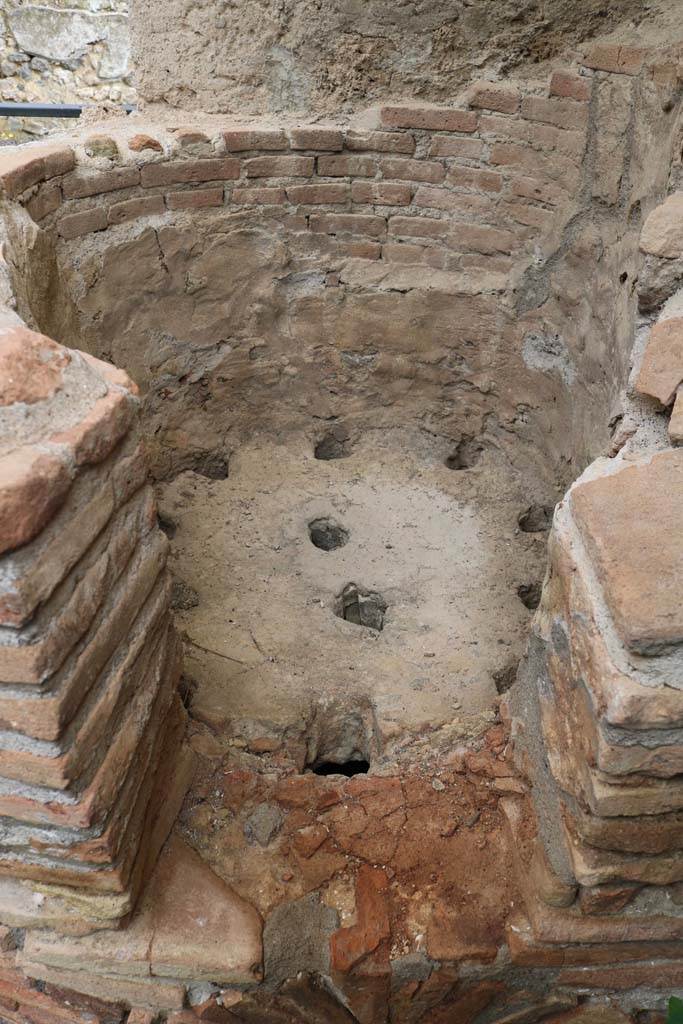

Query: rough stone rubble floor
left=158, top=426, right=548, bottom=757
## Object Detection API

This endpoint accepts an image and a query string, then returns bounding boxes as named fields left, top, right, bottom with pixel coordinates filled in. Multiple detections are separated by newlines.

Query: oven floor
left=158, top=426, right=548, bottom=759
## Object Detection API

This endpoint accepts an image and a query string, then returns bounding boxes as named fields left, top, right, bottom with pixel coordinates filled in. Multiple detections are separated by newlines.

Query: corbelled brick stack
left=0, top=320, right=191, bottom=934
left=507, top=191, right=683, bottom=976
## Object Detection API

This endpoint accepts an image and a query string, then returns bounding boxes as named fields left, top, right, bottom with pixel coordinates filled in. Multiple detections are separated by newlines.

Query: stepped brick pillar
left=507, top=194, right=683, bottom=967
left=0, top=319, right=193, bottom=934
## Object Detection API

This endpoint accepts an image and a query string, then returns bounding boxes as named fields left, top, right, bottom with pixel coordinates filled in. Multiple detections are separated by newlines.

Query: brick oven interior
left=2, top=4, right=683, bottom=1023
left=23, top=199, right=571, bottom=765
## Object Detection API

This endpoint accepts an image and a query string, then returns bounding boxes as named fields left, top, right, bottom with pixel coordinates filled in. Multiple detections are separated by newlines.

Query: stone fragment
left=85, top=136, right=120, bottom=162
left=8, top=7, right=129, bottom=78
left=636, top=316, right=683, bottom=404
left=243, top=803, right=284, bottom=846
left=263, top=892, right=338, bottom=986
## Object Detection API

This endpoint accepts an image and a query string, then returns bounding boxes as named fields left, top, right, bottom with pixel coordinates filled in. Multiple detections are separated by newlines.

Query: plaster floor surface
left=157, top=426, right=549, bottom=762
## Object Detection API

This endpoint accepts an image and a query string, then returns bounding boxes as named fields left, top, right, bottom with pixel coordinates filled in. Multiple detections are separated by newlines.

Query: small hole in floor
left=619, top=271, right=628, bottom=284
left=335, top=583, right=387, bottom=631
left=517, top=582, right=542, bottom=611
left=310, top=759, right=370, bottom=777
left=157, top=512, right=177, bottom=539
left=191, top=452, right=230, bottom=479
left=445, top=436, right=484, bottom=470
left=314, top=430, right=352, bottom=460
left=308, top=517, right=349, bottom=551
left=493, top=661, right=519, bottom=694
left=518, top=504, right=554, bottom=532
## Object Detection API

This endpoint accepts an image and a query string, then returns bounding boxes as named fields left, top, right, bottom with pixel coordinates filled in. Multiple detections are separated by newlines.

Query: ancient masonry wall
left=0, top=317, right=193, bottom=935
left=0, top=38, right=681, bottom=1023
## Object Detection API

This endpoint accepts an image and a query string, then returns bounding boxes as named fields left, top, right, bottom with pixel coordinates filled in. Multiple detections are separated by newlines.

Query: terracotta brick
left=317, top=154, right=377, bottom=177
left=558, top=962, right=683, bottom=988
left=343, top=241, right=382, bottom=260
left=521, top=95, right=589, bottom=131
left=167, top=187, right=224, bottom=209
left=25, top=182, right=62, bottom=222
left=62, top=167, right=140, bottom=199
left=382, top=242, right=446, bottom=269
left=480, top=114, right=587, bottom=160
left=57, top=207, right=108, bottom=239
left=449, top=223, right=514, bottom=254
left=232, top=186, right=287, bottom=205
left=413, top=186, right=495, bottom=215
left=549, top=70, right=591, bottom=102
left=345, top=130, right=415, bottom=154
left=108, top=195, right=165, bottom=225
left=50, top=389, right=134, bottom=466
left=490, top=143, right=580, bottom=192
left=466, top=80, right=520, bottom=113
left=244, top=155, right=314, bottom=177
left=0, top=144, right=74, bottom=199
left=570, top=449, right=683, bottom=653
left=635, top=317, right=683, bottom=404
left=350, top=181, right=413, bottom=206
left=429, top=136, right=485, bottom=159
left=379, top=105, right=478, bottom=132
left=128, top=133, right=164, bottom=153
left=222, top=129, right=288, bottom=151
left=330, top=865, right=390, bottom=973
left=379, top=157, right=445, bottom=183
left=582, top=44, right=646, bottom=76
left=388, top=215, right=449, bottom=239
left=448, top=166, right=503, bottom=192
left=510, top=175, right=568, bottom=207
left=289, top=127, right=344, bottom=150
left=505, top=200, right=553, bottom=230
left=0, top=447, right=72, bottom=556
left=141, top=158, right=240, bottom=187
left=309, top=213, right=386, bottom=238
left=285, top=183, right=349, bottom=204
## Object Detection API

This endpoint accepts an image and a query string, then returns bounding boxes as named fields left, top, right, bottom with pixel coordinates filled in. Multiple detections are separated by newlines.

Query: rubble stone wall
left=0, top=1, right=133, bottom=143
